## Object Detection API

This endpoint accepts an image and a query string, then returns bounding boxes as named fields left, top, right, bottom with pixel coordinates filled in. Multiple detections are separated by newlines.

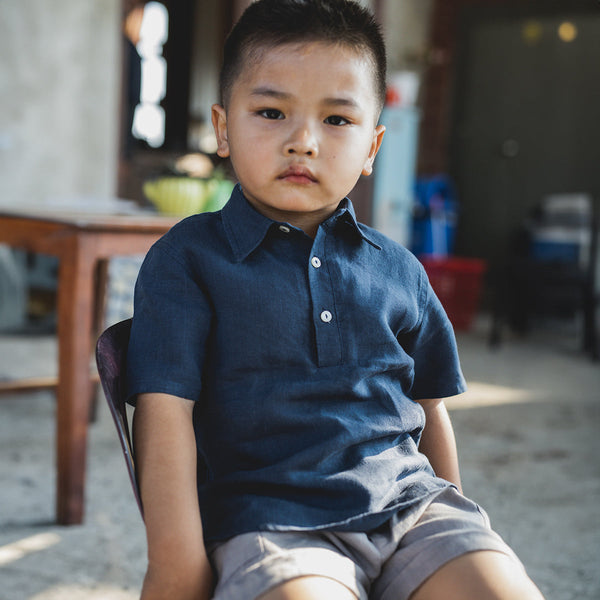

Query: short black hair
left=219, top=0, right=387, bottom=113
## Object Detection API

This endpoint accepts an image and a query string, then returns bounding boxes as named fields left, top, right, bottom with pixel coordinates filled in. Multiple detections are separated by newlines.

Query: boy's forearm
left=141, top=559, right=212, bottom=600
left=416, top=398, right=462, bottom=492
left=134, top=393, right=213, bottom=599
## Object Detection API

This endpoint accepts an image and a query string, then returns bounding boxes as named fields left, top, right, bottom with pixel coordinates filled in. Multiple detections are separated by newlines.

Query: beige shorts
left=208, top=486, right=522, bottom=600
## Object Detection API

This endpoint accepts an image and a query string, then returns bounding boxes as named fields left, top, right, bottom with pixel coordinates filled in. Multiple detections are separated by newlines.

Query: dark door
left=450, top=6, right=600, bottom=269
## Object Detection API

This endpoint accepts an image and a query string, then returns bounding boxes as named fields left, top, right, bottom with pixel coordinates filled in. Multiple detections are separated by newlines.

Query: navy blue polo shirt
left=127, top=185, right=466, bottom=542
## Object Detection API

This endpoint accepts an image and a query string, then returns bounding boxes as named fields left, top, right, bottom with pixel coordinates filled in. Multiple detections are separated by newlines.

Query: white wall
left=0, top=0, right=121, bottom=206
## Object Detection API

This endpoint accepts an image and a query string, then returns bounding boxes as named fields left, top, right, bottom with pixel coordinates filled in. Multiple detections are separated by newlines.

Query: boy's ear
left=361, top=124, right=385, bottom=176
left=211, top=104, right=230, bottom=158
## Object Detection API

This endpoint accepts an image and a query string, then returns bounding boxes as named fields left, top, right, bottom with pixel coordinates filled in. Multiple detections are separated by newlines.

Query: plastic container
left=529, top=226, right=590, bottom=266
left=528, top=193, right=592, bottom=266
left=420, top=257, right=487, bottom=330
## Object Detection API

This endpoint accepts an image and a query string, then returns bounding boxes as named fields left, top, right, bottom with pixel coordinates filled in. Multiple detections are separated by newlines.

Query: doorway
left=450, top=4, right=600, bottom=269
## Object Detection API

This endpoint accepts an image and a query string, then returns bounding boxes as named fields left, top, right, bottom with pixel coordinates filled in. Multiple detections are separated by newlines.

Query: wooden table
left=0, top=208, right=179, bottom=524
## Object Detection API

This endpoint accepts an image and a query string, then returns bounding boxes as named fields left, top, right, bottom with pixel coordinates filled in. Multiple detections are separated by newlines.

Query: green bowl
left=143, top=177, right=234, bottom=216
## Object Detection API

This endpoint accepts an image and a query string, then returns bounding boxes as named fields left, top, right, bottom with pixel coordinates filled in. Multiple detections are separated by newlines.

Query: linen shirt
left=127, top=185, right=466, bottom=542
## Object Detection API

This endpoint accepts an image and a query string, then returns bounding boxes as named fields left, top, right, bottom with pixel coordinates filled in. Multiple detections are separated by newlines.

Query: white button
left=279, top=225, right=290, bottom=233
left=311, top=256, right=322, bottom=268
left=320, top=310, right=333, bottom=323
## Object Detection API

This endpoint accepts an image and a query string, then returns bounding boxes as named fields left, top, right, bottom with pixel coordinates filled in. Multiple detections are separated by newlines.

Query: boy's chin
left=267, top=197, right=339, bottom=215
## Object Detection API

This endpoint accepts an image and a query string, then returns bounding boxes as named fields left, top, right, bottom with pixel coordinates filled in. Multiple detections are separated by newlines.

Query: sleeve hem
left=126, top=380, right=203, bottom=406
left=411, top=380, right=467, bottom=402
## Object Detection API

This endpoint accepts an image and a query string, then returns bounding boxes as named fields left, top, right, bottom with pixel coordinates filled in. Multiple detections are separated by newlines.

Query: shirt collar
left=221, top=185, right=274, bottom=262
left=329, top=198, right=382, bottom=250
left=222, top=184, right=381, bottom=262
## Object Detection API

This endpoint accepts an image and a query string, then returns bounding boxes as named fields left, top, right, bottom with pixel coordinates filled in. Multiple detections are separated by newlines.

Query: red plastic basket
left=420, top=257, right=487, bottom=330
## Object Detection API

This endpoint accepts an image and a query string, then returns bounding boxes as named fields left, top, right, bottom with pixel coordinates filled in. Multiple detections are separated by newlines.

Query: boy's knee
left=258, top=575, right=359, bottom=600
left=410, top=550, right=545, bottom=600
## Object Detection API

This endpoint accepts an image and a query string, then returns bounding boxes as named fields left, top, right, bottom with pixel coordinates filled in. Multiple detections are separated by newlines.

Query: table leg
left=55, top=236, right=97, bottom=524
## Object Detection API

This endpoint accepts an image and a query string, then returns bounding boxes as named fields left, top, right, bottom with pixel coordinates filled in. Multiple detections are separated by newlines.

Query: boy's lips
left=278, top=165, right=318, bottom=184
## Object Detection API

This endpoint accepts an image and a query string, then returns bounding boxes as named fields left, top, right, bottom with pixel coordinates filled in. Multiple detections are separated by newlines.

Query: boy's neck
left=243, top=192, right=341, bottom=239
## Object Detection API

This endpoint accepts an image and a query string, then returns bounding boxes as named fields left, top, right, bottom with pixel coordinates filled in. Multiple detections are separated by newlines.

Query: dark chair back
left=96, top=318, right=143, bottom=516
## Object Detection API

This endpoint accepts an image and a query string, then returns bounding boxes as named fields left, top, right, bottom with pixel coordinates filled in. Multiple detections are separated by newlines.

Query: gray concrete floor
left=0, top=317, right=599, bottom=599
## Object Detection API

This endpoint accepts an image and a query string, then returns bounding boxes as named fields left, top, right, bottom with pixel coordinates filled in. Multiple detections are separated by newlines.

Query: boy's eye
left=259, top=109, right=284, bottom=120
left=325, top=115, right=349, bottom=126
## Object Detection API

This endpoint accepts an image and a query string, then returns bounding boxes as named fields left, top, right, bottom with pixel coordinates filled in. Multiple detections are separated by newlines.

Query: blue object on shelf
left=412, top=175, right=458, bottom=257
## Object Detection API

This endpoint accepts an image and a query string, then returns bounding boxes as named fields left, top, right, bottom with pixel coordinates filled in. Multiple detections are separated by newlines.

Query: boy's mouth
left=278, top=165, right=318, bottom=184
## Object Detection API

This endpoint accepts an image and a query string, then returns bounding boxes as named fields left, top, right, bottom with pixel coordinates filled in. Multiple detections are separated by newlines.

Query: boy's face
left=212, top=42, right=385, bottom=236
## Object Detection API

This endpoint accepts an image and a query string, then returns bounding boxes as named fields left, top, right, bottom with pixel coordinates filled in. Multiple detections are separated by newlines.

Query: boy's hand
left=134, top=393, right=212, bottom=599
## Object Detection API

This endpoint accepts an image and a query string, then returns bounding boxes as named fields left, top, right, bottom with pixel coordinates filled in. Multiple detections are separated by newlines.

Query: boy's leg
left=258, top=575, right=358, bottom=600
left=371, top=487, right=545, bottom=600
left=209, top=531, right=370, bottom=600
left=409, top=550, right=544, bottom=600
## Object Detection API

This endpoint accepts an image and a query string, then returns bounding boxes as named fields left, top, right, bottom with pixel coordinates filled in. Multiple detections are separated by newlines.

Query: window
left=131, top=2, right=169, bottom=147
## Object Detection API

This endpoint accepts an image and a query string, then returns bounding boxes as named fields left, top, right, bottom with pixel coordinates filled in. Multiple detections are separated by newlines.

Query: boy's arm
left=415, top=397, right=463, bottom=493
left=133, top=393, right=213, bottom=600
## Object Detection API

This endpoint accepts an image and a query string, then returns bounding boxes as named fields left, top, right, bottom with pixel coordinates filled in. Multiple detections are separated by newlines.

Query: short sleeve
left=126, top=239, right=213, bottom=404
left=405, top=266, right=466, bottom=400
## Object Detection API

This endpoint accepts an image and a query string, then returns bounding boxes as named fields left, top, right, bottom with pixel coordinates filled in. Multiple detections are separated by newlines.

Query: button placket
left=311, top=255, right=331, bottom=323
left=308, top=231, right=342, bottom=366
left=310, top=256, right=333, bottom=323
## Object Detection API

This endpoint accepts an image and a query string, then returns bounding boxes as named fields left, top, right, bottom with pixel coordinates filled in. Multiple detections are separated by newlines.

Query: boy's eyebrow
left=250, top=87, right=361, bottom=110
left=322, top=96, right=361, bottom=110
left=250, top=87, right=291, bottom=100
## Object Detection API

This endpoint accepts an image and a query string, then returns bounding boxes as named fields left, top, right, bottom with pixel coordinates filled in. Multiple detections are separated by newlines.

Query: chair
left=489, top=195, right=599, bottom=360
left=96, top=318, right=144, bottom=516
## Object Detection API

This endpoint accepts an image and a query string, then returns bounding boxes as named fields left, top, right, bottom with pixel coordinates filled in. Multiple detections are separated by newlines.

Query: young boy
left=127, top=1, right=545, bottom=598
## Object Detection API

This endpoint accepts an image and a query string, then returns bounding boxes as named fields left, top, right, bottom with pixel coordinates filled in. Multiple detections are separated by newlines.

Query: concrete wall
left=381, top=0, right=433, bottom=73
left=0, top=0, right=121, bottom=206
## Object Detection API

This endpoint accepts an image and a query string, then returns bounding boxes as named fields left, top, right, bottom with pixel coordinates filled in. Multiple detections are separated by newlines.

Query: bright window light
left=132, top=2, right=168, bottom=147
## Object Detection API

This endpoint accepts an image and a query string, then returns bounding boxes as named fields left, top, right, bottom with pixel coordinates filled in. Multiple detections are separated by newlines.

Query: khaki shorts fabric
left=208, top=487, right=523, bottom=600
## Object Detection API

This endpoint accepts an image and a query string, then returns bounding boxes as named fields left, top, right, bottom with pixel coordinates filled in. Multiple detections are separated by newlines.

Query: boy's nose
left=284, top=125, right=318, bottom=157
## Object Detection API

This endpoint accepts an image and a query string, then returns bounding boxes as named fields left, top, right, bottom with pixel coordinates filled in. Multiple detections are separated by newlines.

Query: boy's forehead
left=234, top=41, right=378, bottom=101
left=242, top=40, right=371, bottom=74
